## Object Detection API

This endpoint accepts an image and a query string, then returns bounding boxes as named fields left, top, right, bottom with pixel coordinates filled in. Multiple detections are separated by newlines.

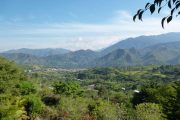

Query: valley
left=1, top=0, right=180, bottom=119
left=1, top=57, right=180, bottom=119
left=1, top=33, right=180, bottom=120
left=1, top=33, right=180, bottom=68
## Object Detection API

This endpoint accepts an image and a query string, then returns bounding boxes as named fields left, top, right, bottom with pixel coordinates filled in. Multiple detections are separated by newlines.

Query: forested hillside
left=0, top=57, right=180, bottom=120
left=1, top=33, right=180, bottom=68
left=5, top=48, right=71, bottom=57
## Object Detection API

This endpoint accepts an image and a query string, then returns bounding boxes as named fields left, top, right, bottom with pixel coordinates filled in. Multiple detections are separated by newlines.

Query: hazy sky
left=0, top=0, right=180, bottom=51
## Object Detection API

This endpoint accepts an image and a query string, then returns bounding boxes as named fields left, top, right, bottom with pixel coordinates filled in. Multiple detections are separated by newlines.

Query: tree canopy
left=134, top=0, right=180, bottom=28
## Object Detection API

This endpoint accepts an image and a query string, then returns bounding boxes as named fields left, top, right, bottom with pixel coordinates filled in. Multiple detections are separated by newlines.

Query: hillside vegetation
left=0, top=57, right=180, bottom=120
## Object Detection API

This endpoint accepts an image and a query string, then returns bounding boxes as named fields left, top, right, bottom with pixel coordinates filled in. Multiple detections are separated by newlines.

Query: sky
left=0, top=0, right=180, bottom=51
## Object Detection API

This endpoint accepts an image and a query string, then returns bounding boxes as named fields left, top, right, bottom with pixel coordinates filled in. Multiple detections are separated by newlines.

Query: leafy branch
left=133, top=0, right=180, bottom=28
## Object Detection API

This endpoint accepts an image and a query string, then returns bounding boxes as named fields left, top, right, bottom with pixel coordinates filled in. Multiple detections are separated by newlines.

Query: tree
left=0, top=57, right=26, bottom=94
left=132, top=83, right=178, bottom=120
left=136, top=103, right=165, bottom=120
left=87, top=100, right=118, bottom=120
left=16, top=81, right=36, bottom=95
left=134, top=0, right=180, bottom=28
left=174, top=82, right=180, bottom=119
left=0, top=57, right=41, bottom=120
left=53, top=81, right=83, bottom=96
left=23, top=95, right=44, bottom=119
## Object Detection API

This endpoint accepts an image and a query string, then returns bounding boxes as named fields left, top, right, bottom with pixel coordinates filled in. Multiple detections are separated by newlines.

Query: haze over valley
left=1, top=32, right=180, bottom=68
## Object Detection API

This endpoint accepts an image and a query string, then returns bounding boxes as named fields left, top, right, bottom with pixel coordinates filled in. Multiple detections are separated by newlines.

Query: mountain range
left=5, top=48, right=70, bottom=57
left=1, top=32, right=180, bottom=68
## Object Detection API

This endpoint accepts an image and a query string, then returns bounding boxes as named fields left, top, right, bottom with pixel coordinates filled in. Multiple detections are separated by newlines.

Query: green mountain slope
left=94, top=48, right=141, bottom=67
left=1, top=33, right=180, bottom=68
left=101, top=32, right=180, bottom=56
left=4, top=48, right=71, bottom=57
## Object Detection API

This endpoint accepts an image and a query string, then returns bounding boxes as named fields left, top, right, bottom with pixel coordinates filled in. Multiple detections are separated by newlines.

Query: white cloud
left=0, top=10, right=180, bottom=51
left=111, top=10, right=132, bottom=23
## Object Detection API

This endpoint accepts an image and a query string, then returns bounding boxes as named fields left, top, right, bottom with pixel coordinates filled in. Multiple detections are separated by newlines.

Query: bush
left=23, top=95, right=44, bottom=118
left=16, top=81, right=36, bottom=95
left=53, top=81, right=83, bottom=96
left=42, top=94, right=60, bottom=106
left=136, top=103, right=165, bottom=120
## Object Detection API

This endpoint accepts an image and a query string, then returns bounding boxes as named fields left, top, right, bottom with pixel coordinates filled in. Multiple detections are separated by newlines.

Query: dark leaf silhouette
left=133, top=14, right=137, bottom=22
left=176, top=2, right=180, bottom=9
left=134, top=0, right=180, bottom=28
left=171, top=8, right=175, bottom=15
left=150, top=4, right=156, bottom=14
left=161, top=17, right=166, bottom=28
left=158, top=7, right=162, bottom=13
left=168, top=1, right=172, bottom=8
left=167, top=16, right=173, bottom=23
left=145, top=3, right=151, bottom=9
left=138, top=11, right=144, bottom=21
left=176, top=1, right=180, bottom=5
left=137, top=9, right=142, bottom=14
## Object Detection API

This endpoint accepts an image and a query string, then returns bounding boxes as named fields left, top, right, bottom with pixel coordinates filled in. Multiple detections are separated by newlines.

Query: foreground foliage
left=0, top=57, right=180, bottom=119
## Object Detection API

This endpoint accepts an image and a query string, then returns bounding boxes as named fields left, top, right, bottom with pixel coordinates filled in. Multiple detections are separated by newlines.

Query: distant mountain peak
left=101, top=32, right=180, bottom=56
left=3, top=48, right=71, bottom=57
left=1, top=32, right=180, bottom=68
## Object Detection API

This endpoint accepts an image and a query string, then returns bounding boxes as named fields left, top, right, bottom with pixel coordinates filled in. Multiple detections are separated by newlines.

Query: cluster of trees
left=133, top=83, right=180, bottom=120
left=0, top=57, right=43, bottom=119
